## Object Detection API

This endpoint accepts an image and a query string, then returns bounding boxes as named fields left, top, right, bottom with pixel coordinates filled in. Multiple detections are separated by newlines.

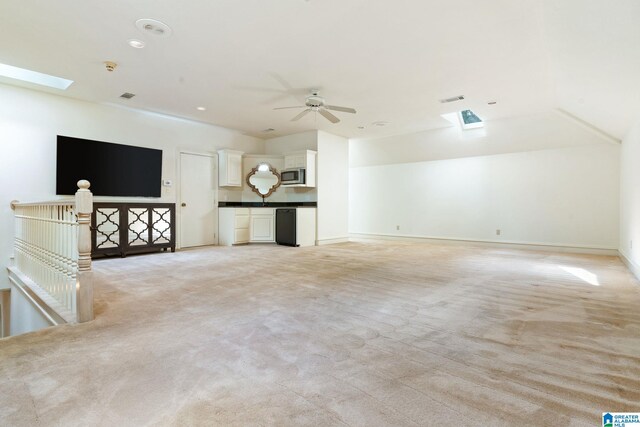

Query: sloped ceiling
left=543, top=0, right=640, bottom=140
left=0, top=0, right=637, bottom=139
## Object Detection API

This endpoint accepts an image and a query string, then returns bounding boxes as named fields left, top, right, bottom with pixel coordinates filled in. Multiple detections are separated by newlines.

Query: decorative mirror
left=246, top=163, right=281, bottom=199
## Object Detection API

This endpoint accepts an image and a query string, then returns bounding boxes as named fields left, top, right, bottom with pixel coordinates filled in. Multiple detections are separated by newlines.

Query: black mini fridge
left=276, top=209, right=297, bottom=246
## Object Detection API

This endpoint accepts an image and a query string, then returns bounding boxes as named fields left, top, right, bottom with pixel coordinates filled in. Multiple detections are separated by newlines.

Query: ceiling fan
left=274, top=90, right=356, bottom=123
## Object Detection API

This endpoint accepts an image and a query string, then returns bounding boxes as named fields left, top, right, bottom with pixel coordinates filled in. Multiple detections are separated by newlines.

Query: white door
left=180, top=152, right=217, bottom=248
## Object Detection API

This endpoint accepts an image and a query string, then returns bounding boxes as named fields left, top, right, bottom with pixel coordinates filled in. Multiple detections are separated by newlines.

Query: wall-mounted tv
left=56, top=135, right=162, bottom=197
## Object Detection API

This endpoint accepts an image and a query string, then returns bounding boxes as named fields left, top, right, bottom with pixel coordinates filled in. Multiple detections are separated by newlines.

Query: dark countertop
left=218, top=201, right=317, bottom=208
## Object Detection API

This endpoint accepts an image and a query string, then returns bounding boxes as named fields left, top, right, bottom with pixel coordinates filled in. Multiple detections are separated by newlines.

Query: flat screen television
left=56, top=135, right=163, bottom=197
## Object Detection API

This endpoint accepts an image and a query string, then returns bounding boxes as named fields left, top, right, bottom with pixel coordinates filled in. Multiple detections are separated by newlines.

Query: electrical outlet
left=396, top=225, right=400, bottom=231
left=496, top=229, right=501, bottom=236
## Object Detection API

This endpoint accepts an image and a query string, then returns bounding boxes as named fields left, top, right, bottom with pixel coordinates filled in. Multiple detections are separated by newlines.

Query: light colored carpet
left=1, top=241, right=639, bottom=426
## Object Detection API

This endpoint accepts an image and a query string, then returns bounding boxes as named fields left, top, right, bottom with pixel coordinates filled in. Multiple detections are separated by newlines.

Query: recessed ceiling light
left=128, top=39, right=145, bottom=49
left=135, top=18, right=173, bottom=38
left=0, top=62, right=73, bottom=90
left=196, top=106, right=206, bottom=111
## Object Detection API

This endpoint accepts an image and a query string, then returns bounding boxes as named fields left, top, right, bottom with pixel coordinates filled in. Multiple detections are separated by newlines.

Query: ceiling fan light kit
left=274, top=90, right=356, bottom=123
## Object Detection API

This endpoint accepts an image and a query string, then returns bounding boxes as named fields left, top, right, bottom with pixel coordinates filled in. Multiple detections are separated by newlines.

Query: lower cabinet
left=219, top=208, right=249, bottom=245
left=219, top=208, right=274, bottom=245
left=219, top=207, right=316, bottom=247
left=250, top=208, right=275, bottom=242
left=234, top=209, right=250, bottom=244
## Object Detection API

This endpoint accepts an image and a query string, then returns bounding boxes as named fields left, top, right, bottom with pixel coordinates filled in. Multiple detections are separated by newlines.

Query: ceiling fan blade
left=291, top=109, right=312, bottom=121
left=270, top=72, right=295, bottom=92
left=325, top=105, right=356, bottom=114
left=319, top=108, right=340, bottom=123
left=274, top=106, right=305, bottom=110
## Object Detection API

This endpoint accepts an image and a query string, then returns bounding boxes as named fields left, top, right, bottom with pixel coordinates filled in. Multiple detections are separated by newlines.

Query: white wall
left=0, top=83, right=264, bottom=288
left=350, top=116, right=620, bottom=250
left=219, top=154, right=284, bottom=203
left=317, top=131, right=349, bottom=243
left=218, top=130, right=320, bottom=204
left=619, top=118, right=640, bottom=275
left=350, top=112, right=609, bottom=168
left=9, top=287, right=52, bottom=336
left=542, top=0, right=640, bottom=140
left=220, top=153, right=317, bottom=204
left=264, top=130, right=318, bottom=154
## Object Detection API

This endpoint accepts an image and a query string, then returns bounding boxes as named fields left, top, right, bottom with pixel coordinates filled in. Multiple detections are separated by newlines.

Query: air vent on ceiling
left=440, top=95, right=465, bottom=104
left=120, top=92, right=135, bottom=99
left=135, top=19, right=173, bottom=38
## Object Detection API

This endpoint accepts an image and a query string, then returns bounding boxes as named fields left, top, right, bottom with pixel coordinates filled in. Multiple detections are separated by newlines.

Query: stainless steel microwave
left=281, top=168, right=306, bottom=185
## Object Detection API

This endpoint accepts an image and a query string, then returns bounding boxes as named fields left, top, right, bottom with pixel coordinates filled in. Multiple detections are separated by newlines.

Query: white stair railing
left=9, top=180, right=93, bottom=324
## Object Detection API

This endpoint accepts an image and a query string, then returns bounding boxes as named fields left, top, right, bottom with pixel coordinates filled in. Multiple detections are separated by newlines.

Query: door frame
left=177, top=150, right=219, bottom=249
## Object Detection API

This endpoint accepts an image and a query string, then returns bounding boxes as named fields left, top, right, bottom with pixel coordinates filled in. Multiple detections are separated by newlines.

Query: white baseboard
left=316, top=237, right=350, bottom=246
left=348, top=233, right=619, bottom=256
left=618, top=250, right=640, bottom=282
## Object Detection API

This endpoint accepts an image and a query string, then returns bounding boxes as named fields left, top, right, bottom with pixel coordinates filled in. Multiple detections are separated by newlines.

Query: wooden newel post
left=75, top=179, right=94, bottom=322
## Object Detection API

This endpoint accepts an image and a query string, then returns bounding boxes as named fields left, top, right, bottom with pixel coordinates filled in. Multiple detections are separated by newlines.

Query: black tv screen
left=56, top=135, right=162, bottom=197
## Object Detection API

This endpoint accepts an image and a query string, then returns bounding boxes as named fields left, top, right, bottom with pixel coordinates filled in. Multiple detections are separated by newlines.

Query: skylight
left=440, top=109, right=484, bottom=131
left=459, top=109, right=483, bottom=129
left=0, top=63, right=73, bottom=90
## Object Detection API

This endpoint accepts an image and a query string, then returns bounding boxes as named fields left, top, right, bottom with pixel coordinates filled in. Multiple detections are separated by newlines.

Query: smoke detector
left=104, top=61, right=118, bottom=72
left=135, top=19, right=173, bottom=38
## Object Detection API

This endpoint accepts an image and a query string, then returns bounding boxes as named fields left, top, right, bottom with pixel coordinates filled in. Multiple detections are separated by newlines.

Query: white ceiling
left=0, top=0, right=637, bottom=139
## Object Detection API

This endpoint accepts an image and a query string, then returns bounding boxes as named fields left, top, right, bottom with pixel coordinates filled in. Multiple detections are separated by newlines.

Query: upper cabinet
left=284, top=150, right=317, bottom=187
left=218, top=149, right=244, bottom=187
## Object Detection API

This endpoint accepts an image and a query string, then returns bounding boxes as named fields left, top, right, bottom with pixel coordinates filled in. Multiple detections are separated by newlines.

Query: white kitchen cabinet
left=219, top=208, right=276, bottom=245
left=295, top=208, right=316, bottom=247
left=284, top=153, right=305, bottom=169
left=250, top=208, right=275, bottom=242
left=218, top=149, right=244, bottom=187
left=219, top=208, right=250, bottom=245
left=283, top=150, right=316, bottom=187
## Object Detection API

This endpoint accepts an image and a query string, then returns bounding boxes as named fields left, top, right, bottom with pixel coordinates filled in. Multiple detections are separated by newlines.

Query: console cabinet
left=91, top=203, right=176, bottom=258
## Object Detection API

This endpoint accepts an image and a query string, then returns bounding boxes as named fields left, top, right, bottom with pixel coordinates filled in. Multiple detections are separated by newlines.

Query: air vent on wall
left=440, top=95, right=465, bottom=104
left=120, top=92, right=135, bottom=99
